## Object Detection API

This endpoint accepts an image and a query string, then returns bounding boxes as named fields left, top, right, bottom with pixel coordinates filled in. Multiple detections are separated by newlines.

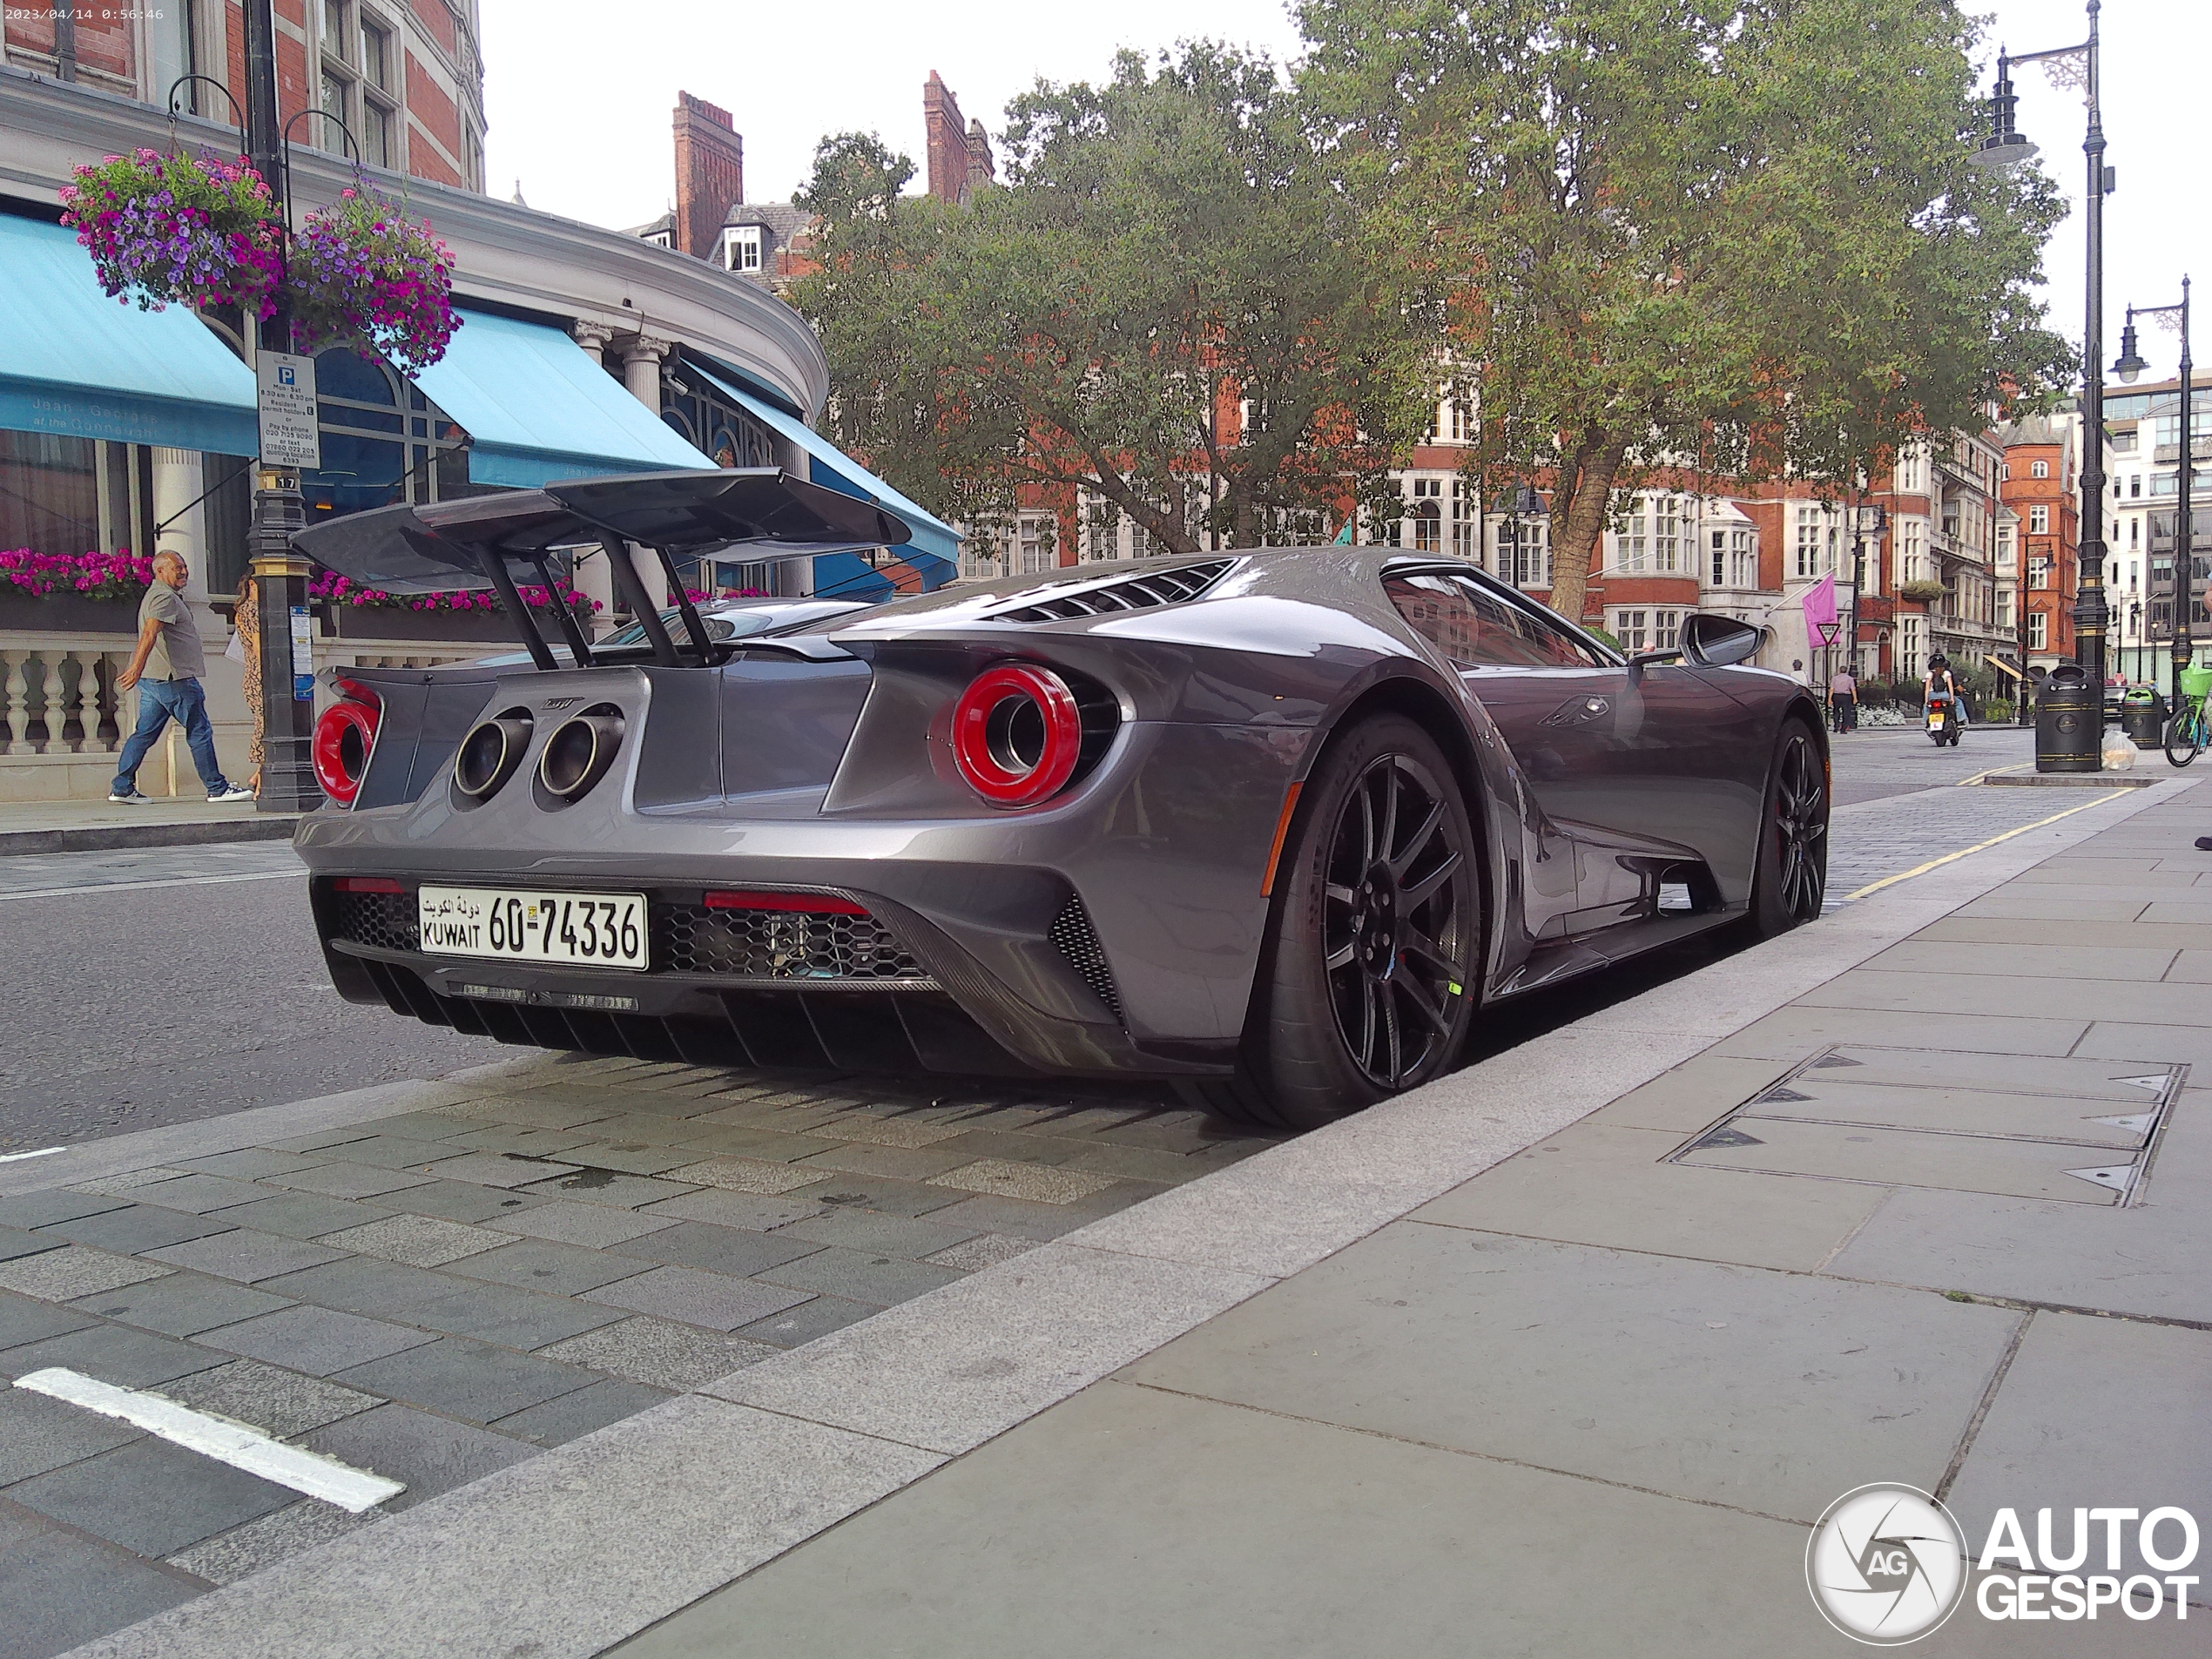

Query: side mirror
left=1680, top=612, right=1764, bottom=669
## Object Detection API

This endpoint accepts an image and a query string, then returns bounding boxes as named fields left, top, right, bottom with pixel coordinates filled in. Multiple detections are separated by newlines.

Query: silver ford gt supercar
left=293, top=468, right=1829, bottom=1130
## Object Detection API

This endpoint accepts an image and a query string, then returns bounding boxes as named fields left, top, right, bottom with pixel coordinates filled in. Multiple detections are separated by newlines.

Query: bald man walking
left=110, top=551, right=253, bottom=804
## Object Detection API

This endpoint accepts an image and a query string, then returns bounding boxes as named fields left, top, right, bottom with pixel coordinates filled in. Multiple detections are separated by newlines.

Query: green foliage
left=1297, top=0, right=2073, bottom=618
left=792, top=45, right=1433, bottom=555
left=1984, top=698, right=2014, bottom=724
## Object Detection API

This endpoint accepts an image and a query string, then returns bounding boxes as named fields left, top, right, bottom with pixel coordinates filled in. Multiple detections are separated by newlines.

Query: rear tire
left=1750, top=718, right=1829, bottom=936
left=1184, top=714, right=1481, bottom=1132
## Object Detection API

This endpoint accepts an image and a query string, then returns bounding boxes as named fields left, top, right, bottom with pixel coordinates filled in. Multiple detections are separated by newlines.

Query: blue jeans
left=112, top=677, right=230, bottom=797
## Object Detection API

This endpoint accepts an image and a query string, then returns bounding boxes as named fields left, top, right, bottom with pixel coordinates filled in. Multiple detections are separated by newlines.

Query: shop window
left=0, top=431, right=99, bottom=552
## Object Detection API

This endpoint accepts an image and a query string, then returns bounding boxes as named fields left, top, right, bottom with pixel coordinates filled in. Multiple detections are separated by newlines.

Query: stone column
left=152, top=447, right=249, bottom=785
left=617, top=336, right=673, bottom=611
left=151, top=448, right=207, bottom=597
left=619, top=334, right=670, bottom=412
left=573, top=320, right=616, bottom=368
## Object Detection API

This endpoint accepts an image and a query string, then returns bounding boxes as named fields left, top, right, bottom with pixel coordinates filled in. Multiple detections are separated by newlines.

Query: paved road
left=0, top=725, right=2148, bottom=1155
left=1826, top=718, right=2033, bottom=805
left=0, top=846, right=488, bottom=1156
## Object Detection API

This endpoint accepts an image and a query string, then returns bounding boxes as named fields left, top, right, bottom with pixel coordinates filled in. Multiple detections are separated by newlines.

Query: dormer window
left=724, top=225, right=763, bottom=273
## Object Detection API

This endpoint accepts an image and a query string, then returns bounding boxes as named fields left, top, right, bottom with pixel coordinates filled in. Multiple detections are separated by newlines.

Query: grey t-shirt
left=139, top=583, right=206, bottom=680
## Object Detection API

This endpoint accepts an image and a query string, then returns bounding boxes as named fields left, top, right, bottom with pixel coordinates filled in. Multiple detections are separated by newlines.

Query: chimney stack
left=924, top=72, right=994, bottom=205
left=672, top=91, right=744, bottom=261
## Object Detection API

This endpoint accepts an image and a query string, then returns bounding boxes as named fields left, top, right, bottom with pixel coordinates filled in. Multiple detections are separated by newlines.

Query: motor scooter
left=1925, top=689, right=1961, bottom=746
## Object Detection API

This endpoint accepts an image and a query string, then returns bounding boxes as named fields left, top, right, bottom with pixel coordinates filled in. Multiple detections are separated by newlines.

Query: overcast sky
left=480, top=0, right=2209, bottom=386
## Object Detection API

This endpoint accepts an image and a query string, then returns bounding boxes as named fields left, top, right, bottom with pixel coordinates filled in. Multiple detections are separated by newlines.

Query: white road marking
left=0, top=870, right=300, bottom=902
left=15, top=1367, right=405, bottom=1512
left=0, top=1146, right=64, bottom=1163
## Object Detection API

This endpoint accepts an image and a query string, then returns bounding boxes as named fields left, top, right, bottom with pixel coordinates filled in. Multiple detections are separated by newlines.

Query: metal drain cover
left=1669, top=1045, right=2186, bottom=1206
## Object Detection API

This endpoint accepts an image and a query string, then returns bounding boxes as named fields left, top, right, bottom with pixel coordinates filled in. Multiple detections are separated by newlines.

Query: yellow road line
left=1844, top=793, right=2127, bottom=901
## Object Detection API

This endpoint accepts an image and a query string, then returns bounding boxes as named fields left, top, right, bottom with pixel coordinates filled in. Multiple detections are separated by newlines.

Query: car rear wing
left=292, top=469, right=913, bottom=670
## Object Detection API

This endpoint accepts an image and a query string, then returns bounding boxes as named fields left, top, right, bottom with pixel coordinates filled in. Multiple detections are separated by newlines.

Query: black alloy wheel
left=1752, top=719, right=1828, bottom=934
left=1184, top=713, right=1481, bottom=1132
left=1322, top=750, right=1471, bottom=1089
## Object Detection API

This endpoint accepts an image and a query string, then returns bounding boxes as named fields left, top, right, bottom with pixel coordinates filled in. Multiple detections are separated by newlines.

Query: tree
left=1298, top=0, right=2073, bottom=620
left=792, top=46, right=1433, bottom=556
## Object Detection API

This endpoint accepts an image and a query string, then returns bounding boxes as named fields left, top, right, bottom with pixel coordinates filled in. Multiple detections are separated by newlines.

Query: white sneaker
left=108, top=788, right=151, bottom=804
left=207, top=785, right=255, bottom=803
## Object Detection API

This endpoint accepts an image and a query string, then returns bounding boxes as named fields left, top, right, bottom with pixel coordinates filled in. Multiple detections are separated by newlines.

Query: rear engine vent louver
left=988, top=559, right=1235, bottom=623
left=1048, top=894, right=1123, bottom=1023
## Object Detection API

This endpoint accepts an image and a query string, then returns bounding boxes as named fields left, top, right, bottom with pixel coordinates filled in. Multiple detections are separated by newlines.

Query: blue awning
left=412, top=308, right=714, bottom=489
left=0, top=213, right=259, bottom=454
left=686, top=362, right=962, bottom=568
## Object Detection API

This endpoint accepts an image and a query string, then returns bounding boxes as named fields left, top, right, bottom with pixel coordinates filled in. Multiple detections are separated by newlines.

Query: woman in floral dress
left=233, top=574, right=263, bottom=794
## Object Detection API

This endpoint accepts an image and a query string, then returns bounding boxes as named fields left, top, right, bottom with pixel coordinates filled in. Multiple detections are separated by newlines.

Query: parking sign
left=257, top=351, right=321, bottom=469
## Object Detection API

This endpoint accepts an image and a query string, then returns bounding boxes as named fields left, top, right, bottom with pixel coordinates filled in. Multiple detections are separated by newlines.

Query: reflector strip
left=703, top=890, right=868, bottom=915
left=1259, top=781, right=1304, bottom=897
left=333, top=876, right=407, bottom=894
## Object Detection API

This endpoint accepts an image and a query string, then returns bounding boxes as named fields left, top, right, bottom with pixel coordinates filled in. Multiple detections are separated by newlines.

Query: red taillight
left=951, top=663, right=1082, bottom=808
left=703, top=890, right=867, bottom=915
left=314, top=684, right=381, bottom=806
left=333, top=876, right=406, bottom=894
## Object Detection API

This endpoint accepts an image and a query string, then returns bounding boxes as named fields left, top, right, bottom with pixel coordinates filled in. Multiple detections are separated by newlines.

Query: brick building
left=3, top=0, right=489, bottom=189
left=1992, top=414, right=2081, bottom=673
left=922, top=71, right=995, bottom=205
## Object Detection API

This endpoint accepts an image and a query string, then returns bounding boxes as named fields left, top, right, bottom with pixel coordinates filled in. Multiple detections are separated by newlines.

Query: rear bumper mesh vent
left=656, top=904, right=928, bottom=981
left=1047, top=894, right=1123, bottom=1023
left=989, top=559, right=1234, bottom=623
left=332, top=889, right=419, bottom=953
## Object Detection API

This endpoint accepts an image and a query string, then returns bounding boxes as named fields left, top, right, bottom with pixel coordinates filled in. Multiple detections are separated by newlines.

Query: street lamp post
left=2114, top=280, right=2195, bottom=685
left=1849, top=501, right=1885, bottom=685
left=243, top=0, right=318, bottom=812
left=1970, top=1, right=2112, bottom=695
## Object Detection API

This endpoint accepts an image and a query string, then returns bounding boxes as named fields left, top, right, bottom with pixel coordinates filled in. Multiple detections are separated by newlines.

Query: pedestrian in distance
left=1827, top=665, right=1858, bottom=733
left=109, top=550, right=253, bottom=805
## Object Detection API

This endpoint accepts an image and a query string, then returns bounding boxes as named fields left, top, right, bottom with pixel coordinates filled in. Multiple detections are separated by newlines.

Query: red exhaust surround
left=313, top=681, right=381, bottom=806
left=951, top=663, right=1082, bottom=808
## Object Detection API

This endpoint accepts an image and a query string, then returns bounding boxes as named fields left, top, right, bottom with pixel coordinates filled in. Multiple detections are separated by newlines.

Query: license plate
left=418, top=887, right=648, bottom=968
left=1929, top=713, right=1945, bottom=727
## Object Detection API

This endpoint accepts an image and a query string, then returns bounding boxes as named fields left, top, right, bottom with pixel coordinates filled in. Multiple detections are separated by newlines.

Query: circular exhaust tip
left=538, top=705, right=626, bottom=801
left=455, top=710, right=534, bottom=800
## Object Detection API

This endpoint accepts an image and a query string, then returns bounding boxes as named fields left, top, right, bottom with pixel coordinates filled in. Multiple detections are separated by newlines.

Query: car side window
left=1494, top=596, right=1605, bottom=669
left=1384, top=573, right=1602, bottom=670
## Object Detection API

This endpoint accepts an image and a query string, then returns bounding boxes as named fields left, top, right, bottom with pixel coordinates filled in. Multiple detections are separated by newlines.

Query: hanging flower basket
left=287, top=185, right=461, bottom=375
left=58, top=149, right=284, bottom=316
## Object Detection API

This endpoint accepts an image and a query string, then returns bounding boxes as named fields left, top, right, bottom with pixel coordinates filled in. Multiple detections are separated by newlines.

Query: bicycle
left=2166, top=663, right=2212, bottom=767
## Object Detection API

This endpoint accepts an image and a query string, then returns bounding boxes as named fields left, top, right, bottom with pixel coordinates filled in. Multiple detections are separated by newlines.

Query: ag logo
left=1807, top=1484, right=1967, bottom=1644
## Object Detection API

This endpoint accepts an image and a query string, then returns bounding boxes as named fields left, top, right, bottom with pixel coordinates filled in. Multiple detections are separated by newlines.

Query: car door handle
left=1544, top=695, right=1610, bottom=727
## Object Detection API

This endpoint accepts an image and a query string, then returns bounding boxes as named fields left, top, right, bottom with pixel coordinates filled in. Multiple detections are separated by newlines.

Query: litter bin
left=2121, top=687, right=2167, bottom=749
left=2036, top=663, right=2101, bottom=772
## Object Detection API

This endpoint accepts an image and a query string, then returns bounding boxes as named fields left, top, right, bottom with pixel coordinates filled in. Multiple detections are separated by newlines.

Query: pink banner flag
left=1801, top=573, right=1839, bottom=646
